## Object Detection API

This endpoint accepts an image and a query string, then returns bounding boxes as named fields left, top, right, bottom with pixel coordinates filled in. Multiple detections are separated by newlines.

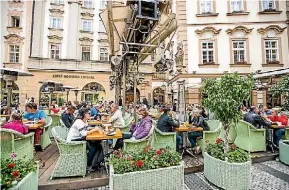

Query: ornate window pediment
left=4, top=34, right=24, bottom=43
left=226, top=26, right=253, bottom=38
left=195, top=27, right=221, bottom=39
left=79, top=37, right=93, bottom=42
left=48, top=35, right=63, bottom=40
left=49, top=9, right=64, bottom=14
left=257, top=25, right=287, bottom=37
left=81, top=12, right=94, bottom=18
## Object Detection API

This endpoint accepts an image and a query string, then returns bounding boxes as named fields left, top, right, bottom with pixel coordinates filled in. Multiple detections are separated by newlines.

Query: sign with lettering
left=53, top=74, right=95, bottom=79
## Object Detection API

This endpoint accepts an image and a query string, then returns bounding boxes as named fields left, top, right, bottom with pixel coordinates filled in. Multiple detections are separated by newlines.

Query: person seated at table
left=262, top=106, right=273, bottom=116
left=61, top=106, right=76, bottom=129
left=243, top=106, right=272, bottom=129
left=114, top=107, right=153, bottom=150
left=2, top=112, right=28, bottom=134
left=67, top=108, right=104, bottom=172
left=188, top=109, right=210, bottom=154
left=157, top=107, right=181, bottom=151
left=91, top=104, right=101, bottom=120
left=108, top=103, right=125, bottom=128
left=268, top=109, right=287, bottom=146
left=23, top=102, right=46, bottom=145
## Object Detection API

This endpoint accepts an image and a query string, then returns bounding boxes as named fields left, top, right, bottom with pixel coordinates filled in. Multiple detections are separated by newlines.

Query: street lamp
left=62, top=85, right=74, bottom=103
left=71, top=88, right=82, bottom=101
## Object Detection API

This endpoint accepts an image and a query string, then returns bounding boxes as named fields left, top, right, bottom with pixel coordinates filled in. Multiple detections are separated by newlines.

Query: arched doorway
left=39, top=84, right=66, bottom=107
left=125, top=88, right=140, bottom=104
left=1, top=80, right=19, bottom=107
left=153, top=87, right=165, bottom=105
left=81, top=82, right=106, bottom=104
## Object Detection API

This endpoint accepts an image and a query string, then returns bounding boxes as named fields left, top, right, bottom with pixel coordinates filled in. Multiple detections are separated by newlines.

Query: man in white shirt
left=109, top=103, right=125, bottom=128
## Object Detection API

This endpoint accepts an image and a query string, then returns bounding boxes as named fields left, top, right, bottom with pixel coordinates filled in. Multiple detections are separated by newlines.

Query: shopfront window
left=81, top=82, right=106, bottom=104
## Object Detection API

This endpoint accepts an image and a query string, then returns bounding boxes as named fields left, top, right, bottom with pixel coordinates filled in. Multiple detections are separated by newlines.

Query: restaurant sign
left=53, top=74, right=95, bottom=79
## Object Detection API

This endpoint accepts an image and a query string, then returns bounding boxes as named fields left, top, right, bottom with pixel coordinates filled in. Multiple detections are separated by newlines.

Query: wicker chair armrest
left=250, top=128, right=266, bottom=132
left=58, top=141, right=86, bottom=146
left=203, top=130, right=218, bottom=134
left=249, top=129, right=266, bottom=137
left=23, top=132, right=35, bottom=138
left=124, top=138, right=148, bottom=143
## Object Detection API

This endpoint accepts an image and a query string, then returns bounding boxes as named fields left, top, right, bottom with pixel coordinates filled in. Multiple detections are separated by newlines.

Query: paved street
left=82, top=161, right=289, bottom=190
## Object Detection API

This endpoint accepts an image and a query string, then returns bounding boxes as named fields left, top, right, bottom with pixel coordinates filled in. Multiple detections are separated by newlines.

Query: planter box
left=11, top=165, right=39, bottom=190
left=204, top=152, right=251, bottom=190
left=280, top=140, right=289, bottom=165
left=109, top=163, right=184, bottom=190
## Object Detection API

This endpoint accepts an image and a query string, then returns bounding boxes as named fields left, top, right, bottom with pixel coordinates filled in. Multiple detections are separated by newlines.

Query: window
left=151, top=51, right=155, bottom=61
left=200, top=0, right=213, bottom=14
left=201, top=42, right=214, bottom=64
left=50, top=17, right=62, bottom=29
left=83, top=0, right=92, bottom=8
left=51, top=0, right=64, bottom=4
left=82, top=20, right=92, bottom=32
left=11, top=16, right=20, bottom=27
left=9, top=45, right=20, bottom=63
left=99, top=47, right=108, bottom=61
left=99, top=20, right=106, bottom=33
left=232, top=41, right=246, bottom=63
left=82, top=46, right=91, bottom=61
left=264, top=40, right=279, bottom=63
left=100, top=0, right=107, bottom=9
left=262, top=0, right=276, bottom=11
left=50, top=44, right=60, bottom=59
left=230, top=0, right=243, bottom=12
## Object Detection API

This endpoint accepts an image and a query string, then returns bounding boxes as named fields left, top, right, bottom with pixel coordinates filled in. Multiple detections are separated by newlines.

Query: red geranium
left=156, top=149, right=162, bottom=155
left=12, top=170, right=19, bottom=178
left=8, top=163, right=15, bottom=169
left=135, top=160, right=144, bottom=167
left=231, top=144, right=236, bottom=150
left=116, top=154, right=121, bottom=158
left=216, top=138, right=221, bottom=144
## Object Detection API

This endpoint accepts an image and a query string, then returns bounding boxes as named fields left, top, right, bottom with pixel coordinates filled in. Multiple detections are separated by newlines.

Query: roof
left=253, top=68, right=289, bottom=79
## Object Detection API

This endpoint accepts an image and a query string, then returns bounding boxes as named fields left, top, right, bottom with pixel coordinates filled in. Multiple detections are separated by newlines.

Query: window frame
left=9, top=45, right=20, bottom=63
left=264, top=39, right=279, bottom=63
left=51, top=0, right=64, bottom=5
left=81, top=46, right=91, bottom=61
left=83, top=0, right=93, bottom=8
left=230, top=0, right=244, bottom=12
left=50, top=44, right=61, bottom=59
left=82, top=19, right=93, bottom=32
left=199, top=0, right=213, bottom=14
left=99, top=47, right=109, bottom=61
left=100, top=0, right=107, bottom=9
left=201, top=41, right=215, bottom=64
left=232, top=40, right=246, bottom=63
left=50, top=17, right=62, bottom=29
left=261, top=0, right=276, bottom=11
left=11, top=16, right=20, bottom=27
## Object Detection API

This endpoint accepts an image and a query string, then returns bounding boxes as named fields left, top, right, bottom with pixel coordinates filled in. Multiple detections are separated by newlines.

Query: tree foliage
left=270, top=75, right=289, bottom=111
left=201, top=73, right=254, bottom=153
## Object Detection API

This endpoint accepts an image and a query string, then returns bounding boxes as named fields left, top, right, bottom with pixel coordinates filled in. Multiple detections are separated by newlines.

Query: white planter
left=109, top=163, right=184, bottom=190
left=10, top=169, right=38, bottom=190
left=204, top=152, right=251, bottom=190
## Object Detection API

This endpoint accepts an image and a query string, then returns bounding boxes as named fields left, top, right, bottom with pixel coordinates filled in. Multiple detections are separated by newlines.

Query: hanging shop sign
left=53, top=74, right=95, bottom=79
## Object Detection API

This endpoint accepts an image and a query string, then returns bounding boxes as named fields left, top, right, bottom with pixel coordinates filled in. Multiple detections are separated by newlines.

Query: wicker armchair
left=1, top=128, right=34, bottom=160
left=234, top=120, right=266, bottom=152
left=282, top=128, right=289, bottom=140
left=151, top=127, right=177, bottom=152
left=123, top=125, right=154, bottom=153
left=123, top=112, right=132, bottom=121
left=40, top=116, right=52, bottom=150
left=122, top=116, right=134, bottom=133
left=51, top=126, right=87, bottom=178
left=197, top=120, right=222, bottom=151
left=48, top=114, right=61, bottom=138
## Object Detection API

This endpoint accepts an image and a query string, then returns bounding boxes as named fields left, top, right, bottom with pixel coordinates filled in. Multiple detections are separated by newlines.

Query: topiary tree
left=270, top=75, right=289, bottom=111
left=201, top=73, right=254, bottom=153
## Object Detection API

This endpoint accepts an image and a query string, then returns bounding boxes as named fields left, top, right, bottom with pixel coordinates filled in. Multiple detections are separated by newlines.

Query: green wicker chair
left=40, top=116, right=52, bottom=150
left=122, top=116, right=134, bottom=133
left=234, top=120, right=266, bottom=152
left=51, top=126, right=87, bottom=178
left=219, top=123, right=237, bottom=143
left=123, top=112, right=132, bottom=121
left=197, top=120, right=222, bottom=152
left=123, top=125, right=155, bottom=153
left=282, top=128, right=289, bottom=140
left=0, top=128, right=34, bottom=161
left=151, top=127, right=177, bottom=152
left=48, top=114, right=61, bottom=138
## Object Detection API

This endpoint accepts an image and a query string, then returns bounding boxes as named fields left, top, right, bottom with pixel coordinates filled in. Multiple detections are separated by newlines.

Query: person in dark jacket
left=157, top=107, right=182, bottom=151
left=61, top=106, right=76, bottom=128
left=188, top=109, right=209, bottom=153
left=243, top=106, right=272, bottom=129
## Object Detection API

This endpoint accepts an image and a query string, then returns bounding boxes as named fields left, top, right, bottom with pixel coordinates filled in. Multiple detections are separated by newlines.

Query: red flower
left=116, top=154, right=121, bottom=158
left=156, top=149, right=162, bottom=155
left=135, top=160, right=143, bottom=167
left=113, top=151, right=118, bottom=155
left=12, top=170, right=19, bottom=178
left=205, top=140, right=209, bottom=144
left=231, top=144, right=236, bottom=150
left=126, top=155, right=132, bottom=160
left=8, top=163, right=15, bottom=169
left=216, top=138, right=221, bottom=144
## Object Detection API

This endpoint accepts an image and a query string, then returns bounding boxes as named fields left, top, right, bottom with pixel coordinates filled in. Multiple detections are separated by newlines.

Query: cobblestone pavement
left=80, top=161, right=289, bottom=190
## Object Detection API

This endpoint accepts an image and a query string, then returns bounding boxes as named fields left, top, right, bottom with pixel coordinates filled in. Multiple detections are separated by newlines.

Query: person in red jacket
left=2, top=112, right=28, bottom=134
left=268, top=109, right=287, bottom=146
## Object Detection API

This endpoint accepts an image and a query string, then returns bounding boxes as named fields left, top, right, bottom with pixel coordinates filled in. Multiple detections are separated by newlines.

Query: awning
left=253, top=68, right=289, bottom=79
left=0, top=67, right=34, bottom=76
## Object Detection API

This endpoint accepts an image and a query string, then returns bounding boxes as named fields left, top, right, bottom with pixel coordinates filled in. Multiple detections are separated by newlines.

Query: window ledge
left=198, top=64, right=219, bottom=68
left=81, top=7, right=95, bottom=10
left=196, top=13, right=219, bottom=17
left=3, top=62, right=21, bottom=65
left=258, top=11, right=282, bottom=15
left=7, top=26, right=22, bottom=29
left=48, top=28, right=64, bottom=31
left=79, top=30, right=94, bottom=34
left=50, top=3, right=64, bottom=6
left=230, top=63, right=251, bottom=67
left=98, top=32, right=107, bottom=34
left=227, top=12, right=250, bottom=16
left=262, top=63, right=284, bottom=67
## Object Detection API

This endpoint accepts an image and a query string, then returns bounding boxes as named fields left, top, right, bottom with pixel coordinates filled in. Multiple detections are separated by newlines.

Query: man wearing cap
left=91, top=104, right=101, bottom=120
left=157, top=107, right=182, bottom=151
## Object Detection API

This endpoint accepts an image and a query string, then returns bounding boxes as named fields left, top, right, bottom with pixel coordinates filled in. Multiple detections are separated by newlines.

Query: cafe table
left=176, top=123, right=203, bottom=161
left=88, top=120, right=110, bottom=126
left=23, top=120, right=44, bottom=130
left=267, top=123, right=288, bottom=152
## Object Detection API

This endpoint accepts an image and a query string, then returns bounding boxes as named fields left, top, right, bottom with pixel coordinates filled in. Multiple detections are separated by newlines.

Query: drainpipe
left=29, top=0, right=35, bottom=57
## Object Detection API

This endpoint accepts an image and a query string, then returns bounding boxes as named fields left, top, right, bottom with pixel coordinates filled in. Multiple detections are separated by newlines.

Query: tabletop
left=88, top=120, right=110, bottom=126
left=270, top=124, right=288, bottom=129
left=27, top=123, right=43, bottom=130
left=175, top=125, right=203, bottom=132
left=86, top=128, right=122, bottom=140
left=0, top=115, right=10, bottom=118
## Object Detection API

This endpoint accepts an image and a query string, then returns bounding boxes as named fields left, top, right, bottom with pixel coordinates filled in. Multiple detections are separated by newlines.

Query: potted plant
left=108, top=146, right=184, bottom=190
left=201, top=73, right=254, bottom=190
left=0, top=153, right=38, bottom=190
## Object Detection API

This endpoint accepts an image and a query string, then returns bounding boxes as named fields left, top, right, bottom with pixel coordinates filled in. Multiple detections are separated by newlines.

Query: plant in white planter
left=0, top=153, right=38, bottom=190
left=108, top=146, right=184, bottom=190
left=201, top=73, right=254, bottom=190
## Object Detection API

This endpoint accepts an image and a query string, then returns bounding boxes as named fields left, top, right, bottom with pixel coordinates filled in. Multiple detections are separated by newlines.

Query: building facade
left=169, top=0, right=289, bottom=108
